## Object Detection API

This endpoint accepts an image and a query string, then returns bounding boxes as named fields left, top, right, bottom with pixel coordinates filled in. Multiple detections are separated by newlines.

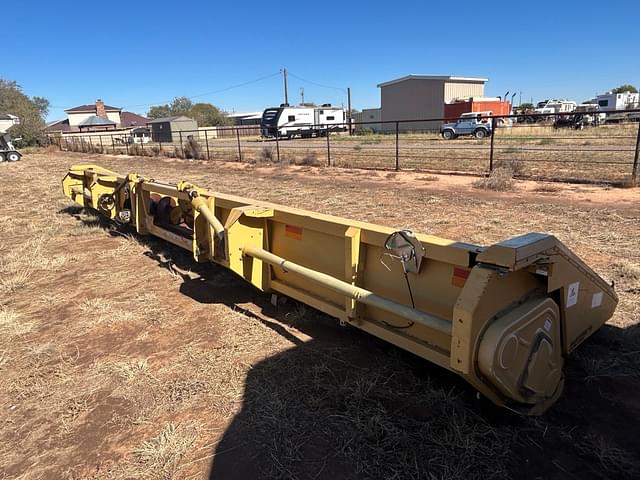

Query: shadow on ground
left=63, top=206, right=640, bottom=480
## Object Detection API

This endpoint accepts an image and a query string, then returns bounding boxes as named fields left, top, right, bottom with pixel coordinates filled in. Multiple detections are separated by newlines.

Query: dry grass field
left=1, top=150, right=639, bottom=479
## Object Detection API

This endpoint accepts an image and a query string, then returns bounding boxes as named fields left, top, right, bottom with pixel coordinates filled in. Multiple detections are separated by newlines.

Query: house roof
left=120, top=111, right=149, bottom=128
left=147, top=115, right=194, bottom=123
left=377, top=75, right=489, bottom=88
left=77, top=115, right=117, bottom=127
left=45, top=118, right=71, bottom=132
left=65, top=103, right=121, bottom=113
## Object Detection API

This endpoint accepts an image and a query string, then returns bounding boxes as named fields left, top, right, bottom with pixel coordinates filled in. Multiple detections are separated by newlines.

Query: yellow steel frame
left=62, top=165, right=618, bottom=415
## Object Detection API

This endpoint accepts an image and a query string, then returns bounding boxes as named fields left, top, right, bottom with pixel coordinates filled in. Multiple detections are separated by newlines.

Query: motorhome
left=261, top=104, right=346, bottom=138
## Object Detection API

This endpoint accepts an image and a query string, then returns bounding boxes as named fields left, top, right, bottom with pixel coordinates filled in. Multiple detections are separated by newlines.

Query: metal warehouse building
left=377, top=75, right=488, bottom=131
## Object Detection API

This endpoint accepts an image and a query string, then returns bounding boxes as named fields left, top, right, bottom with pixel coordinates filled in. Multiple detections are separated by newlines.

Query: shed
left=147, top=116, right=198, bottom=143
left=377, top=75, right=488, bottom=131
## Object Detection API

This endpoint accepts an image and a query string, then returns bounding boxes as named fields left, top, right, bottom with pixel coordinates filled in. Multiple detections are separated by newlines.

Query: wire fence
left=48, top=109, right=640, bottom=185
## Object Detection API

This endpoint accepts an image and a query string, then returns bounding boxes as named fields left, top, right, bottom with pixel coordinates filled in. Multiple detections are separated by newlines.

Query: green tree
left=611, top=84, right=638, bottom=94
left=516, top=102, right=534, bottom=112
left=190, top=103, right=230, bottom=127
left=0, top=79, right=49, bottom=145
left=147, top=96, right=194, bottom=119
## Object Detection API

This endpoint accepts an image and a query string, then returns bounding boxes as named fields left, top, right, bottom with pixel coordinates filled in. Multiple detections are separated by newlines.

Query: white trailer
left=596, top=91, right=640, bottom=112
left=534, top=99, right=577, bottom=115
left=261, top=104, right=346, bottom=138
left=0, top=114, right=21, bottom=162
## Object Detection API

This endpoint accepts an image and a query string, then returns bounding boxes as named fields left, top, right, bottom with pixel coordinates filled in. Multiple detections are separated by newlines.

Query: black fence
left=48, top=109, right=640, bottom=184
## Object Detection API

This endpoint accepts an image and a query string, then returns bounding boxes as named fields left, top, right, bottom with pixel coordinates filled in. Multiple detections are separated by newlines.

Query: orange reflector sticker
left=452, top=267, right=471, bottom=287
left=285, top=225, right=303, bottom=240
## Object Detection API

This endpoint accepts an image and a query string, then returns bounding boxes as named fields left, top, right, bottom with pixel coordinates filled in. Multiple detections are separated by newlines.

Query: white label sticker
left=544, top=319, right=552, bottom=332
left=567, top=282, right=580, bottom=308
left=592, top=292, right=603, bottom=308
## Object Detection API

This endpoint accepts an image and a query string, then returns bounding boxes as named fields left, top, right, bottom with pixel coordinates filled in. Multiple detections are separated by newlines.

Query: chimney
left=96, top=99, right=106, bottom=118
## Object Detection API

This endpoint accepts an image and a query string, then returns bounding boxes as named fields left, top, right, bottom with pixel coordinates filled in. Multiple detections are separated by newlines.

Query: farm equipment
left=0, top=114, right=21, bottom=162
left=62, top=165, right=618, bottom=415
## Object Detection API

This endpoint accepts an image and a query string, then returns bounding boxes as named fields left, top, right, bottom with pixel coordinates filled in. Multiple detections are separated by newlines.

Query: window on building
left=288, top=115, right=295, bottom=122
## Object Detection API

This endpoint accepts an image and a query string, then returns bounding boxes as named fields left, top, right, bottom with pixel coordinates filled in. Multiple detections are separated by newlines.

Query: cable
left=287, top=72, right=347, bottom=93
left=50, top=71, right=282, bottom=111
left=122, top=71, right=282, bottom=108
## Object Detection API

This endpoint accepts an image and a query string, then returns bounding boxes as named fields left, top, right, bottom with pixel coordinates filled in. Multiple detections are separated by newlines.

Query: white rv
left=261, top=104, right=346, bottom=138
left=534, top=99, right=577, bottom=115
left=595, top=91, right=640, bottom=112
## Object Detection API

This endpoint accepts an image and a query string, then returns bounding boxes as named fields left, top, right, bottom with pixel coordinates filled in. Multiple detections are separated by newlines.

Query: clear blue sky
left=7, top=0, right=639, bottom=121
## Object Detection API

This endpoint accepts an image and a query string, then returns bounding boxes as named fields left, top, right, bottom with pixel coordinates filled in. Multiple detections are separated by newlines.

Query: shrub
left=495, top=159, right=524, bottom=176
left=259, top=146, right=275, bottom=163
left=473, top=165, right=515, bottom=191
left=183, top=137, right=204, bottom=159
left=297, top=150, right=320, bottom=166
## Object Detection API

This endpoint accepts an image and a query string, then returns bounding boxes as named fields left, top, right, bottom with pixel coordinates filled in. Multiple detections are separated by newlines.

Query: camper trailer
left=261, top=104, right=346, bottom=138
left=534, top=99, right=577, bottom=115
left=595, top=91, right=640, bottom=112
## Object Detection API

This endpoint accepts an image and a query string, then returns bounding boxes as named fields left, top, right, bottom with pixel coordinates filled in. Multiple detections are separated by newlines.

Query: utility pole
left=347, top=87, right=352, bottom=135
left=300, top=87, right=304, bottom=104
left=282, top=68, right=289, bottom=105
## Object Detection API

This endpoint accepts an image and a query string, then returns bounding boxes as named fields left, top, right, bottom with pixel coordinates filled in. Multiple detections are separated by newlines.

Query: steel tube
left=243, top=245, right=452, bottom=335
left=191, top=197, right=225, bottom=238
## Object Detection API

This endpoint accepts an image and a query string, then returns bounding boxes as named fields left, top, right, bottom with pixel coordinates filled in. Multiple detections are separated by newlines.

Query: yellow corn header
left=62, top=164, right=617, bottom=415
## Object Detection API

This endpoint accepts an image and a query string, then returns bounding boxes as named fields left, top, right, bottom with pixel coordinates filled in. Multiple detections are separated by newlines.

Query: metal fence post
left=489, top=118, right=497, bottom=171
left=125, top=135, right=129, bottom=155
left=236, top=127, right=242, bottom=162
left=395, top=121, right=399, bottom=171
left=326, top=126, right=331, bottom=167
left=99, top=135, right=104, bottom=153
left=88, top=136, right=93, bottom=152
left=140, top=135, right=144, bottom=155
left=179, top=131, right=184, bottom=158
left=204, top=130, right=210, bottom=160
left=111, top=134, right=115, bottom=154
left=275, top=130, right=281, bottom=163
left=158, top=136, right=162, bottom=156
left=633, top=121, right=640, bottom=183
left=65, top=137, right=69, bottom=151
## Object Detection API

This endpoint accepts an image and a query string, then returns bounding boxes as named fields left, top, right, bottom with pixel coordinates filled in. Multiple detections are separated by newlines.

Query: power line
left=50, top=71, right=281, bottom=111
left=287, top=72, right=347, bottom=93
left=123, top=71, right=281, bottom=108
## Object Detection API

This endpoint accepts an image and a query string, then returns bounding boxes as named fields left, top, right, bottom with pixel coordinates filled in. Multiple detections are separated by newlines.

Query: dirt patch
left=0, top=151, right=639, bottom=479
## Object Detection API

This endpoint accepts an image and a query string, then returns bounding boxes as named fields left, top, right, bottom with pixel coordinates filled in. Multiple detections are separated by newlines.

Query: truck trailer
left=261, top=104, right=346, bottom=138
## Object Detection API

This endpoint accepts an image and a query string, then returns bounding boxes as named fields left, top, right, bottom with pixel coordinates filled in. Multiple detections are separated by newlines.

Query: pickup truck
left=440, top=116, right=492, bottom=140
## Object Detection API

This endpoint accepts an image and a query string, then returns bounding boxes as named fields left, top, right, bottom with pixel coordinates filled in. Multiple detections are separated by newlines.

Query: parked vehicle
left=534, top=99, right=577, bottom=115
left=261, top=104, right=346, bottom=138
left=440, top=116, right=492, bottom=140
left=0, top=114, right=21, bottom=162
left=553, top=113, right=592, bottom=130
left=595, top=91, right=640, bottom=112
left=575, top=104, right=605, bottom=125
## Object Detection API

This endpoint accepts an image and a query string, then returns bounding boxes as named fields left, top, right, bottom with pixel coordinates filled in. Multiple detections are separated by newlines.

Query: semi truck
left=261, top=104, right=346, bottom=138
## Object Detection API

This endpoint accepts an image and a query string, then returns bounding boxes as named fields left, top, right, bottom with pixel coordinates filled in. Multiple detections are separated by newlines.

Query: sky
left=6, top=0, right=639, bottom=121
